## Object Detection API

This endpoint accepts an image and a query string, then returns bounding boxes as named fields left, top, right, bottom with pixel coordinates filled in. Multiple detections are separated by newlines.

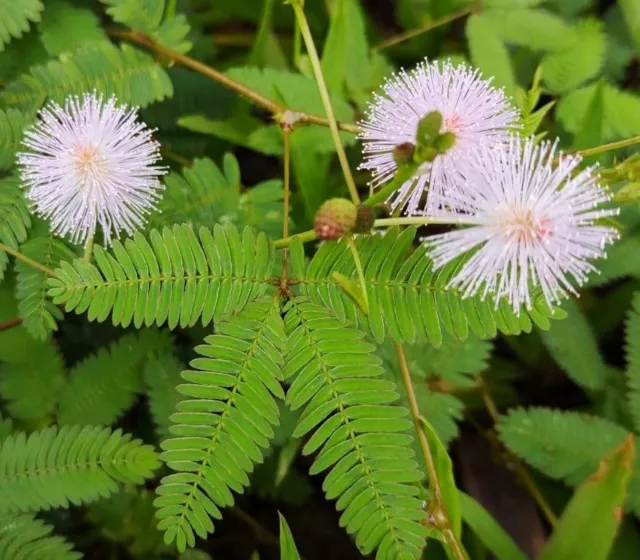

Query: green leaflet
left=0, top=175, right=31, bottom=280
left=284, top=299, right=427, bottom=560
left=459, top=493, right=528, bottom=560
left=289, top=228, right=564, bottom=347
left=0, top=41, right=173, bottom=114
left=0, top=0, right=43, bottom=51
left=155, top=297, right=286, bottom=551
left=46, top=223, right=276, bottom=329
left=278, top=513, right=302, bottom=560
left=0, top=512, right=81, bottom=560
left=465, top=14, right=516, bottom=99
left=0, top=425, right=159, bottom=513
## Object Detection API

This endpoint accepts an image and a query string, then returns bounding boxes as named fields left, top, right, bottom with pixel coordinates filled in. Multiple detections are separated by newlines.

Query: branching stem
left=0, top=243, right=56, bottom=276
left=393, top=342, right=467, bottom=560
left=108, top=29, right=360, bottom=135
left=289, top=1, right=361, bottom=205
left=347, top=236, right=369, bottom=312
left=0, top=316, right=22, bottom=332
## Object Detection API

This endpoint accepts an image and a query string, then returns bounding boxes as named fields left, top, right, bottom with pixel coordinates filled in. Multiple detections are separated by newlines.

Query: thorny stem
left=480, top=380, right=559, bottom=527
left=289, top=0, right=361, bottom=205
left=0, top=242, right=56, bottom=276
left=375, top=3, right=478, bottom=51
left=393, top=342, right=468, bottom=560
left=108, top=29, right=360, bottom=135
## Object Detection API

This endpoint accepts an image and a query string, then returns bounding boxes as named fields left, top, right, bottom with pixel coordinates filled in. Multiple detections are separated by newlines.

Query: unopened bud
left=314, top=198, right=357, bottom=240
left=353, top=205, right=375, bottom=233
left=434, top=132, right=456, bottom=153
left=416, top=111, right=443, bottom=147
left=393, top=142, right=415, bottom=165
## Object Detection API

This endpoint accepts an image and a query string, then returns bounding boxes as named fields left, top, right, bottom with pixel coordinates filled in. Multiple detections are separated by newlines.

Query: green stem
left=576, top=135, right=640, bottom=158
left=289, top=1, right=361, bottom=205
left=375, top=3, right=478, bottom=51
left=0, top=242, right=56, bottom=276
left=281, top=128, right=292, bottom=279
left=273, top=214, right=464, bottom=249
left=393, top=342, right=468, bottom=560
left=363, top=162, right=420, bottom=207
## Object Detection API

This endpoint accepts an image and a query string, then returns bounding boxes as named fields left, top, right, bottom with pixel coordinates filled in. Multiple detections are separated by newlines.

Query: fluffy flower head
left=359, top=60, right=518, bottom=215
left=425, top=136, right=618, bottom=312
left=18, top=93, right=165, bottom=246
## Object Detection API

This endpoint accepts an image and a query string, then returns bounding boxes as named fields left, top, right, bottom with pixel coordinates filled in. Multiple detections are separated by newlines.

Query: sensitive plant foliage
left=0, top=1, right=639, bottom=560
left=426, top=136, right=619, bottom=312
left=359, top=60, right=518, bottom=214
left=18, top=93, right=165, bottom=246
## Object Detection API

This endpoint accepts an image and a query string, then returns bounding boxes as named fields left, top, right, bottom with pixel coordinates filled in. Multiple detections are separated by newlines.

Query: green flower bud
left=416, top=111, right=443, bottom=148
left=314, top=198, right=357, bottom=240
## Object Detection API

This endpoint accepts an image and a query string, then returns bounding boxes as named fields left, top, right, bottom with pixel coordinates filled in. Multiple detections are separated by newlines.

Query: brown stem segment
left=480, top=379, right=558, bottom=527
left=393, top=342, right=467, bottom=560
left=108, top=28, right=360, bottom=135
left=0, top=316, right=23, bottom=332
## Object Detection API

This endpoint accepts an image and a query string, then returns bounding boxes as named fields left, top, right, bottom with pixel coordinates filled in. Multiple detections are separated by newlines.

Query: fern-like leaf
left=155, top=296, right=286, bottom=551
left=15, top=231, right=78, bottom=340
left=58, top=330, right=171, bottom=426
left=0, top=108, right=29, bottom=170
left=625, top=292, right=640, bottom=433
left=0, top=41, right=173, bottom=114
left=0, top=339, right=67, bottom=423
left=284, top=299, right=427, bottom=560
left=0, top=425, right=159, bottom=513
left=47, top=224, right=275, bottom=329
left=0, top=0, right=43, bottom=51
left=498, top=407, right=628, bottom=485
left=289, top=228, right=562, bottom=347
left=152, top=156, right=286, bottom=238
left=0, top=512, right=81, bottom=559
left=0, top=175, right=31, bottom=279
